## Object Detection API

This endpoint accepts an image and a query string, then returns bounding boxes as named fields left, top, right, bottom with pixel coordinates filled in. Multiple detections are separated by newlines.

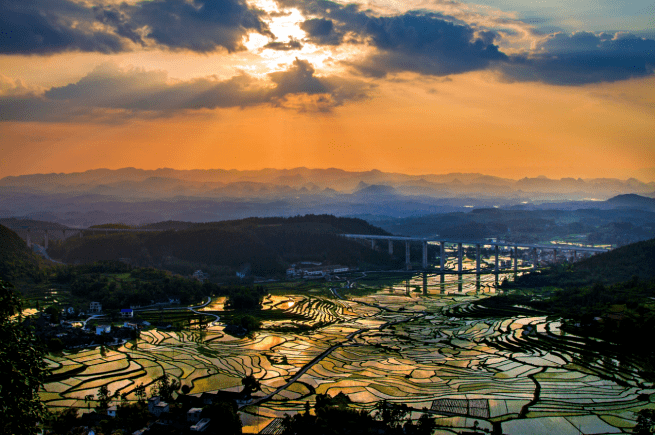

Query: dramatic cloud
left=352, top=12, right=508, bottom=77
left=0, top=0, right=126, bottom=54
left=503, top=31, right=655, bottom=85
left=300, top=18, right=342, bottom=45
left=0, top=60, right=373, bottom=121
left=0, top=0, right=269, bottom=54
left=96, top=0, right=270, bottom=53
left=281, top=0, right=508, bottom=76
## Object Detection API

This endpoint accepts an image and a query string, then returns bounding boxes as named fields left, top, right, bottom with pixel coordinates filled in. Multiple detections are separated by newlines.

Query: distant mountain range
left=1, top=168, right=654, bottom=227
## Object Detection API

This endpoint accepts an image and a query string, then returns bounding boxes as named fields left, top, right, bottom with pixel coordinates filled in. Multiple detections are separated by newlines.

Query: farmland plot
left=43, top=273, right=653, bottom=434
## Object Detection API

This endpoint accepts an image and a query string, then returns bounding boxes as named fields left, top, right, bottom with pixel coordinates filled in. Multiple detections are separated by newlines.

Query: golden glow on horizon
left=0, top=0, right=653, bottom=182
left=2, top=73, right=653, bottom=181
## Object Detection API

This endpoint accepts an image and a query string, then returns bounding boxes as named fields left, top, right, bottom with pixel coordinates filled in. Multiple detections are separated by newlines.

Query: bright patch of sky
left=458, top=0, right=654, bottom=36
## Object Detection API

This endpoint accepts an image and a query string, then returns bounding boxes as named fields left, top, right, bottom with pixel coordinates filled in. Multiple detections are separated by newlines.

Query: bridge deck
left=343, top=234, right=609, bottom=253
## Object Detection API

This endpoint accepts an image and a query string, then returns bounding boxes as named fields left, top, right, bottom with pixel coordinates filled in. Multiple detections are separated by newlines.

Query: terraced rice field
left=42, top=273, right=654, bottom=434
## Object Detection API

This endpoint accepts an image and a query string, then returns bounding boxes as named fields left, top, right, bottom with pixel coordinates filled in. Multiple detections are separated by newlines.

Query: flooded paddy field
left=42, top=273, right=654, bottom=434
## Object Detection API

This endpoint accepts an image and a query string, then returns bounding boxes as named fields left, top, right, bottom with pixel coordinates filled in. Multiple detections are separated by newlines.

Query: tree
left=201, top=400, right=242, bottom=435
left=241, top=374, right=261, bottom=399
left=96, top=385, right=113, bottom=412
left=152, top=374, right=180, bottom=402
left=634, top=409, right=655, bottom=434
left=46, top=408, right=79, bottom=434
left=0, top=279, right=50, bottom=434
left=134, top=383, right=147, bottom=404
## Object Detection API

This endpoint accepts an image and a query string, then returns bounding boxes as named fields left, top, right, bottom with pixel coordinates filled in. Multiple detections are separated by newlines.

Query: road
left=82, top=297, right=216, bottom=329
left=243, top=288, right=424, bottom=409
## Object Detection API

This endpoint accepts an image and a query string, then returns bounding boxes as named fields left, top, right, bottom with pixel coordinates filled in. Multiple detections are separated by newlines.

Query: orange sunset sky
left=1, top=0, right=654, bottom=181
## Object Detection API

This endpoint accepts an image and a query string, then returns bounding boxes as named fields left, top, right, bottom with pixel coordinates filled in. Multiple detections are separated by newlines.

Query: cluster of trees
left=281, top=393, right=436, bottom=435
left=0, top=224, right=45, bottom=284
left=46, top=215, right=398, bottom=276
left=44, top=260, right=270, bottom=310
left=0, top=279, right=49, bottom=434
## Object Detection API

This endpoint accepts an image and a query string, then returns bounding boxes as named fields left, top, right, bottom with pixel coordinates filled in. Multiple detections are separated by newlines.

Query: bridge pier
left=553, top=249, right=557, bottom=264
left=26, top=229, right=31, bottom=248
left=44, top=230, right=48, bottom=250
left=371, top=240, right=376, bottom=250
left=476, top=244, right=481, bottom=273
left=388, top=240, right=393, bottom=255
left=532, top=248, right=538, bottom=269
left=513, top=246, right=518, bottom=273
left=405, top=241, right=411, bottom=269
left=440, top=273, right=445, bottom=294
left=440, top=242, right=445, bottom=271
left=494, top=245, right=499, bottom=274
left=573, top=250, right=577, bottom=262
left=423, top=272, right=428, bottom=295
left=422, top=241, right=428, bottom=269
left=457, top=243, right=463, bottom=273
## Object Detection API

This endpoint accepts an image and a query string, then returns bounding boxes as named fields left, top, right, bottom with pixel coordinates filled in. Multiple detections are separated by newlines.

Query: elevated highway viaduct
left=344, top=234, right=610, bottom=272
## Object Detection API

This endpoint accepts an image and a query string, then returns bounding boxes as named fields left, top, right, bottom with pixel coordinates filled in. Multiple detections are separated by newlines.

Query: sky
left=0, top=0, right=653, bottom=181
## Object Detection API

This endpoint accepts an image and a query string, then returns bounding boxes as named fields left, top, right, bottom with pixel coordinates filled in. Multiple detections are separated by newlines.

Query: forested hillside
left=48, top=215, right=397, bottom=276
left=0, top=224, right=42, bottom=283
left=509, top=238, right=655, bottom=289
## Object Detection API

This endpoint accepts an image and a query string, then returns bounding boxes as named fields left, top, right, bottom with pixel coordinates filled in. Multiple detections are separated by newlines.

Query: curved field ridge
left=42, top=274, right=653, bottom=434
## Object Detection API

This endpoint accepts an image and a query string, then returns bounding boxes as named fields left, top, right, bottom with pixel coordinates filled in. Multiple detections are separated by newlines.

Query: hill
left=47, top=215, right=398, bottom=276
left=606, top=194, right=655, bottom=211
left=0, top=225, right=42, bottom=283
left=510, top=238, right=655, bottom=289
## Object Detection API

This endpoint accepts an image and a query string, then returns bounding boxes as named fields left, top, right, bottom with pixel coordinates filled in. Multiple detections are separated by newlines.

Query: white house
left=187, top=408, right=203, bottom=423
left=89, top=302, right=102, bottom=313
left=147, top=397, right=169, bottom=417
left=120, top=308, right=133, bottom=318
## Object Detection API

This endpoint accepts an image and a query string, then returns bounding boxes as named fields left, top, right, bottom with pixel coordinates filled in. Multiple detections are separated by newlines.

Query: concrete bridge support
left=388, top=240, right=393, bottom=255
left=26, top=230, right=31, bottom=248
left=422, top=241, right=428, bottom=269
left=553, top=249, right=557, bottom=263
left=532, top=248, right=538, bottom=270
left=371, top=240, right=377, bottom=250
left=423, top=272, right=428, bottom=295
left=476, top=244, right=481, bottom=273
left=457, top=243, right=463, bottom=273
left=405, top=242, right=411, bottom=269
left=44, top=230, right=48, bottom=250
left=440, top=242, right=445, bottom=271
left=513, top=246, right=518, bottom=273
left=573, top=250, right=577, bottom=262
left=494, top=245, right=499, bottom=274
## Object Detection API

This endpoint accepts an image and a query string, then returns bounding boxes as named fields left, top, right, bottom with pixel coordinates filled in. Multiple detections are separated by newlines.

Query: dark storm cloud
left=352, top=12, right=507, bottom=77
left=503, top=32, right=655, bottom=85
left=300, top=18, right=342, bottom=45
left=0, top=0, right=269, bottom=54
left=0, top=0, right=126, bottom=54
left=283, top=0, right=508, bottom=76
left=282, top=0, right=655, bottom=84
left=0, top=60, right=373, bottom=121
left=97, top=0, right=271, bottom=53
